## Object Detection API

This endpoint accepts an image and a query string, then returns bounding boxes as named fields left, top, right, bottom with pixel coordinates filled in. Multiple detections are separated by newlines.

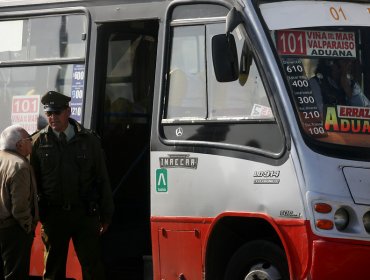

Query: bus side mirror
left=212, top=34, right=239, bottom=82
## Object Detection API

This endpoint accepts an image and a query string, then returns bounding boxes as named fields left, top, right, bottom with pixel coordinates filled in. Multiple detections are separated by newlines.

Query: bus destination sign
left=276, top=30, right=356, bottom=58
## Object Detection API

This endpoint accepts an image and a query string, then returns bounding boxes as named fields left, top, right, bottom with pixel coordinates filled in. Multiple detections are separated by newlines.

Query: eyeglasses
left=45, top=110, right=63, bottom=117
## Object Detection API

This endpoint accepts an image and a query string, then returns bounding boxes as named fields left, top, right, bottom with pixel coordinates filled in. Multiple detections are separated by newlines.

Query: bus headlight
left=334, top=208, right=349, bottom=231
left=363, top=212, right=370, bottom=233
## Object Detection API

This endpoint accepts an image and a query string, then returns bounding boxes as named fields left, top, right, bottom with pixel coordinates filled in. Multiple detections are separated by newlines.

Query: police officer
left=30, top=91, right=114, bottom=280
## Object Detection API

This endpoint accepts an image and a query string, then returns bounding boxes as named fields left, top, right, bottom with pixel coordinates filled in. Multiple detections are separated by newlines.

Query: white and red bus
left=0, top=0, right=369, bottom=279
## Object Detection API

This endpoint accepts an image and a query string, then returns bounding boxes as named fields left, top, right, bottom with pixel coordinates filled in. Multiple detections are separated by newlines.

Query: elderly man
left=31, top=91, right=114, bottom=280
left=0, top=125, right=38, bottom=280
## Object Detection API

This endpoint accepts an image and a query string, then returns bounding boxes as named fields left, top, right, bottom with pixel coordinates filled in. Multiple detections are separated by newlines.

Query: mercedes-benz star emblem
left=175, top=127, right=183, bottom=137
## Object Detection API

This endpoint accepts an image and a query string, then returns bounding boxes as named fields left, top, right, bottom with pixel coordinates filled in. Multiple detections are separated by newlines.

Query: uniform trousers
left=41, top=206, right=105, bottom=280
left=0, top=224, right=33, bottom=280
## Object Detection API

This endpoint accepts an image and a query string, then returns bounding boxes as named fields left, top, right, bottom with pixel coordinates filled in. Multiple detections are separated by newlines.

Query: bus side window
left=206, top=24, right=273, bottom=120
left=166, top=26, right=207, bottom=119
left=0, top=15, right=86, bottom=133
left=163, top=22, right=283, bottom=154
left=166, top=23, right=273, bottom=121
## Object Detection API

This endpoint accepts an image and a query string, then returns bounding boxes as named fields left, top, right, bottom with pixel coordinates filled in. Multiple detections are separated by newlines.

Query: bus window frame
left=157, top=1, right=286, bottom=159
left=257, top=1, right=370, bottom=158
left=0, top=7, right=90, bottom=125
left=0, top=8, right=89, bottom=64
left=272, top=26, right=370, bottom=156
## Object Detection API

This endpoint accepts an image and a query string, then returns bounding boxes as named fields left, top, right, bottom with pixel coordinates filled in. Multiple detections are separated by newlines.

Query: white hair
left=0, top=125, right=25, bottom=151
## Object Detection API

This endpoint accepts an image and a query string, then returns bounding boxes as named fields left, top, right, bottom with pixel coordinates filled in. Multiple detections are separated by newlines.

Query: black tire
left=224, top=240, right=289, bottom=280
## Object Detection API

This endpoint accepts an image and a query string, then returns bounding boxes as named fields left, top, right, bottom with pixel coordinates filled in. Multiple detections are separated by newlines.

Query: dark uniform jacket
left=31, top=118, right=114, bottom=224
left=0, top=150, right=39, bottom=233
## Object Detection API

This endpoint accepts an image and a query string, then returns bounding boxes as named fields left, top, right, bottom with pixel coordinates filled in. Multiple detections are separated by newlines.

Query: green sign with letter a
left=156, top=169, right=168, bottom=192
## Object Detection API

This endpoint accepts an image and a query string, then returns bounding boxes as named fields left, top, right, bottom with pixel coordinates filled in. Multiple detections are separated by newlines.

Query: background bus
left=0, top=0, right=369, bottom=279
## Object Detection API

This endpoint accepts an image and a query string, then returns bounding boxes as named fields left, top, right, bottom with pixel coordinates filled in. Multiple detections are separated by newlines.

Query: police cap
left=41, top=91, right=71, bottom=112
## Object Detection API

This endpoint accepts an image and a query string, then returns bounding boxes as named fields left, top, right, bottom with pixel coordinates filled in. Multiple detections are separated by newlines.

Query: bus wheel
left=224, top=240, right=289, bottom=280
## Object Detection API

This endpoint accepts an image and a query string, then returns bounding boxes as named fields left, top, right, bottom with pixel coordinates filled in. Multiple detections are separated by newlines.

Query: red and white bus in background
left=0, top=0, right=369, bottom=279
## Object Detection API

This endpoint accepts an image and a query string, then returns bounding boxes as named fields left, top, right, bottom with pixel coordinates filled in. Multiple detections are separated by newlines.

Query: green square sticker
left=156, top=169, right=168, bottom=192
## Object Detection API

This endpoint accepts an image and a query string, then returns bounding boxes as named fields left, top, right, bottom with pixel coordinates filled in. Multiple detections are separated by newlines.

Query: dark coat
left=31, top=118, right=114, bottom=224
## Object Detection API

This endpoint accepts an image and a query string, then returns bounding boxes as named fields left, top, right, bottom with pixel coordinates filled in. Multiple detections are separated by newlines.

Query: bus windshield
left=260, top=1, right=370, bottom=149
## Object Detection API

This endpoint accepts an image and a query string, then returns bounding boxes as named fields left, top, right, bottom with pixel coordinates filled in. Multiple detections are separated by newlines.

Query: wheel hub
left=244, top=263, right=282, bottom=280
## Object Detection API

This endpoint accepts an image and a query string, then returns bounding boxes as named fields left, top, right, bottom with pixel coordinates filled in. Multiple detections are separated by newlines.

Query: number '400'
left=292, top=80, right=308, bottom=88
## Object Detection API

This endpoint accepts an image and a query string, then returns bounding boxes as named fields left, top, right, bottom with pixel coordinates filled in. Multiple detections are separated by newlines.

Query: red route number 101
left=12, top=96, right=40, bottom=114
left=276, top=30, right=306, bottom=56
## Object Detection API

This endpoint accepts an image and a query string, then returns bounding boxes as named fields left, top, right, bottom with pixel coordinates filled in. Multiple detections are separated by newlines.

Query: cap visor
left=44, top=106, right=64, bottom=112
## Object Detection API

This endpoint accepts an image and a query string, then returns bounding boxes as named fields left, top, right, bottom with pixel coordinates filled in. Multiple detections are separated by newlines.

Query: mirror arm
left=226, top=7, right=243, bottom=38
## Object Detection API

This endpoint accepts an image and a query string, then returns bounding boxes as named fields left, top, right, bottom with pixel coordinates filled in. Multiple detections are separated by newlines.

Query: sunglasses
left=45, top=110, right=63, bottom=117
